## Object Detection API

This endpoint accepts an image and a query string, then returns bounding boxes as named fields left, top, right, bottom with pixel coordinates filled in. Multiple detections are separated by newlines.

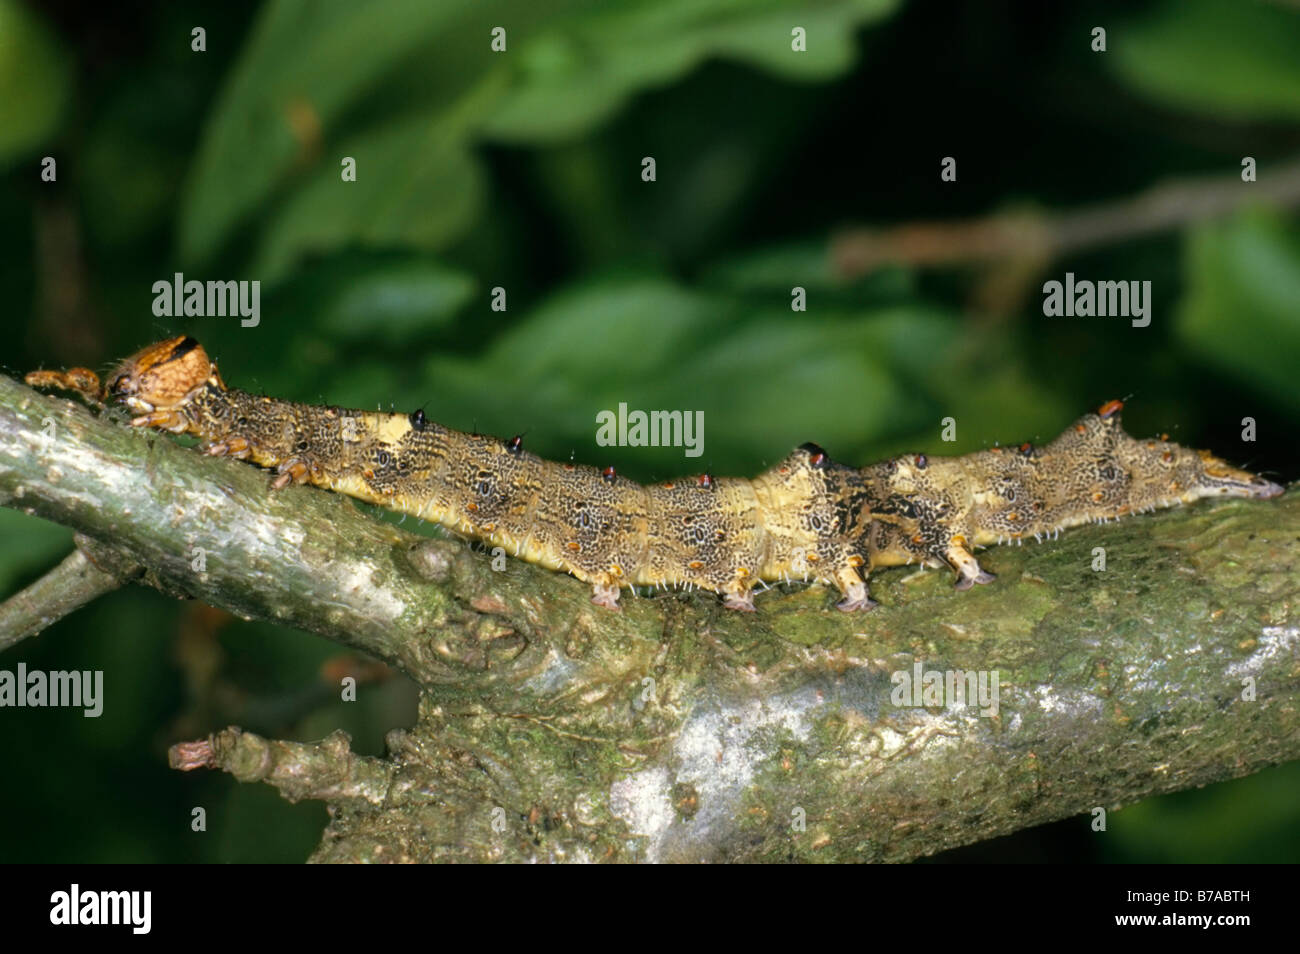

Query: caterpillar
left=26, top=336, right=1284, bottom=612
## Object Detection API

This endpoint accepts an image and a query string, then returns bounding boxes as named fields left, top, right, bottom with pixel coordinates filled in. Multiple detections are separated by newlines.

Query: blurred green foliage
left=0, top=0, right=70, bottom=167
left=1179, top=209, right=1300, bottom=415
left=1112, top=0, right=1300, bottom=123
left=183, top=0, right=898, bottom=278
left=1, top=0, right=1298, bottom=863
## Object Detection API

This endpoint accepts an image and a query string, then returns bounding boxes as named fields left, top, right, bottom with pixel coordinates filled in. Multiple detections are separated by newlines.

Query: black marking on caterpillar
left=25, top=338, right=1286, bottom=613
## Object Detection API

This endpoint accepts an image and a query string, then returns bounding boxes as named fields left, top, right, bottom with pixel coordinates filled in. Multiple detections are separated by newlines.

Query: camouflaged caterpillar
left=27, top=336, right=1284, bottom=612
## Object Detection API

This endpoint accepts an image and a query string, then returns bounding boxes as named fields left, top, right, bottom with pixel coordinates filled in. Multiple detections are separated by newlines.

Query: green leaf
left=1177, top=209, right=1300, bottom=413
left=481, top=0, right=900, bottom=143
left=181, top=0, right=899, bottom=271
left=315, top=259, right=475, bottom=341
left=252, top=109, right=487, bottom=282
left=421, top=275, right=951, bottom=475
left=1110, top=0, right=1300, bottom=122
left=180, top=0, right=476, bottom=264
left=246, top=252, right=476, bottom=347
left=425, top=277, right=716, bottom=432
left=0, top=0, right=72, bottom=167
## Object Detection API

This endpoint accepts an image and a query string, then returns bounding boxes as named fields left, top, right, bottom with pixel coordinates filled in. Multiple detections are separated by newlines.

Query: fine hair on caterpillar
left=27, top=337, right=1286, bottom=613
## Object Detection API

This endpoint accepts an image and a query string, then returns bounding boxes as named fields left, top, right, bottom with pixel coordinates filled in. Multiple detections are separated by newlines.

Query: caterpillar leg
left=833, top=564, right=878, bottom=612
left=722, top=590, right=757, bottom=612
left=202, top=436, right=253, bottom=460
left=271, top=457, right=324, bottom=490
left=591, top=582, right=622, bottom=610
left=721, top=567, right=757, bottom=611
left=130, top=410, right=191, bottom=433
left=945, top=537, right=996, bottom=591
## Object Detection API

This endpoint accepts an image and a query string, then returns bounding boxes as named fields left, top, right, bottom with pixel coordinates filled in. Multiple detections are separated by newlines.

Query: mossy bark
left=2, top=375, right=1298, bottom=862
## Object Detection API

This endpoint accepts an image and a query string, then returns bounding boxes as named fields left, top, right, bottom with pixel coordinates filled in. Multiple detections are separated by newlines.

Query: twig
left=0, top=540, right=140, bottom=651
left=169, top=727, right=395, bottom=808
left=830, top=157, right=1300, bottom=278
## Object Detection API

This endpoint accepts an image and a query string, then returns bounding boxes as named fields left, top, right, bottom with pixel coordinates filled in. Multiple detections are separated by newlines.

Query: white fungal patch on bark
left=1031, top=685, right=1104, bottom=719
left=1227, top=626, right=1300, bottom=678
left=520, top=648, right=579, bottom=695
left=609, top=689, right=820, bottom=861
left=608, top=766, right=674, bottom=859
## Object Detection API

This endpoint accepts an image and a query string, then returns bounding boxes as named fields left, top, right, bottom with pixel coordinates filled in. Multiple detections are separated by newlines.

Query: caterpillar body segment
left=29, top=338, right=901, bottom=610
left=856, top=405, right=1283, bottom=587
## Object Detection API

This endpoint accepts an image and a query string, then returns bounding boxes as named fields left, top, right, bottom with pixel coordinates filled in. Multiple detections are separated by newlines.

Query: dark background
left=1, top=0, right=1297, bottom=861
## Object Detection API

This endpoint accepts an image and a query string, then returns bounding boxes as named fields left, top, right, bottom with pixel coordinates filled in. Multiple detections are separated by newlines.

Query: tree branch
left=829, top=156, right=1300, bottom=278
left=0, top=537, right=140, bottom=651
left=2, top=374, right=1297, bottom=862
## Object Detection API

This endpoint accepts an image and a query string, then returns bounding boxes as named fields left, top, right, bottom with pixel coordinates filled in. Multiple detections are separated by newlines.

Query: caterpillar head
left=1067, top=400, right=1281, bottom=503
left=1114, top=428, right=1284, bottom=506
left=1185, top=449, right=1284, bottom=500
left=107, top=336, right=220, bottom=414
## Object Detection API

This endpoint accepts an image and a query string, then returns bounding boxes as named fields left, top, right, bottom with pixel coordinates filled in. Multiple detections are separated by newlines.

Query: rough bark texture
left=2, top=374, right=1297, bottom=862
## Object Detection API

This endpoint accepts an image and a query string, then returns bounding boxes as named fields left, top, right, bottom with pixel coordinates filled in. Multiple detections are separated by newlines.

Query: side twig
left=830, top=157, right=1300, bottom=278
left=0, top=539, right=140, bottom=651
